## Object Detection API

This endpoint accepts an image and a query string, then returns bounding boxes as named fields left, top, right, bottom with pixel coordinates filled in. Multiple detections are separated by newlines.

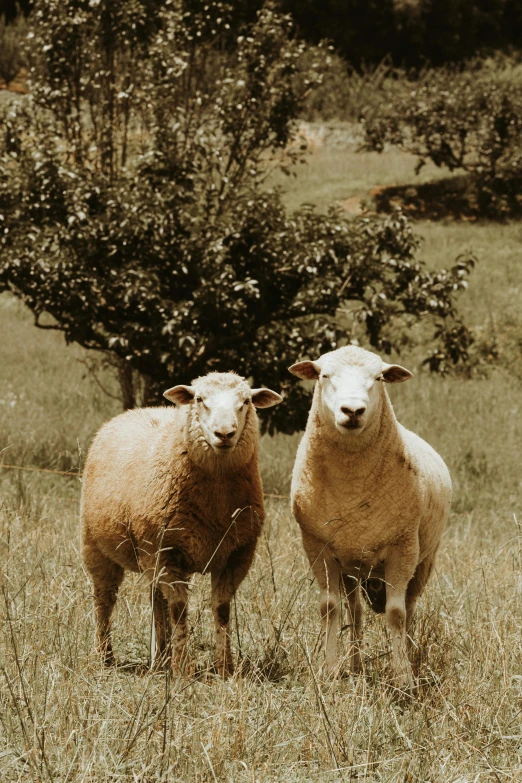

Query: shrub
left=300, top=51, right=397, bottom=123
left=362, top=58, right=522, bottom=216
left=0, top=0, right=474, bottom=433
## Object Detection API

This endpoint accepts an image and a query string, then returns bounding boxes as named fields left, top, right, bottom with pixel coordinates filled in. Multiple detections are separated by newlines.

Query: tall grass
left=1, top=426, right=521, bottom=780
left=1, top=137, right=521, bottom=780
left=0, top=296, right=121, bottom=475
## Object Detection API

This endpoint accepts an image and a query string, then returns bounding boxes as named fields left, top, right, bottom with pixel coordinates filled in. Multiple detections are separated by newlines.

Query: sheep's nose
left=214, top=429, right=236, bottom=441
left=341, top=405, right=366, bottom=418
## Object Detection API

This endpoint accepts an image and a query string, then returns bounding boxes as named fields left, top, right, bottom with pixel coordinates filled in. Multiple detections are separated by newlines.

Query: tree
left=0, top=0, right=474, bottom=433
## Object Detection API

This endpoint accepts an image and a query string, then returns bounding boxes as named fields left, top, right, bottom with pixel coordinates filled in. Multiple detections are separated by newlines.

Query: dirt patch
left=340, top=196, right=364, bottom=215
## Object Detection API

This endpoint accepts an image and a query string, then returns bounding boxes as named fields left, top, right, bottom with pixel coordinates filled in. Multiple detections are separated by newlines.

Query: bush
left=0, top=0, right=474, bottom=433
left=300, top=51, right=397, bottom=123
left=362, top=58, right=522, bottom=217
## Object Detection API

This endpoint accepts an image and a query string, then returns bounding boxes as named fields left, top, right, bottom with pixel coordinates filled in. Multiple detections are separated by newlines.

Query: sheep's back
left=83, top=406, right=184, bottom=491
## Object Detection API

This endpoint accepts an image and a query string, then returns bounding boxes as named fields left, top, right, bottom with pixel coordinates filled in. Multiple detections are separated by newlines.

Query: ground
left=0, top=129, right=521, bottom=781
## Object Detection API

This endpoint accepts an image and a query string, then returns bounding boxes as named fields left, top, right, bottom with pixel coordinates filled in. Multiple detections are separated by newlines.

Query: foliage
left=0, top=158, right=474, bottom=432
left=392, top=0, right=522, bottom=66
left=0, top=9, right=27, bottom=86
left=0, top=0, right=474, bottom=433
left=362, top=59, right=522, bottom=217
left=280, top=0, right=522, bottom=67
left=5, top=0, right=522, bottom=75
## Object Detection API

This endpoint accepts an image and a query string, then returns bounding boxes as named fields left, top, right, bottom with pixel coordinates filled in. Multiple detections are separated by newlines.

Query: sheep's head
left=164, top=372, right=282, bottom=454
left=289, top=346, right=412, bottom=438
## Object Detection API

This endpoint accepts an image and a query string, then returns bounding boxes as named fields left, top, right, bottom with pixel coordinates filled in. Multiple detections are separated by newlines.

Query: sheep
left=81, top=371, right=282, bottom=676
left=289, top=346, right=451, bottom=689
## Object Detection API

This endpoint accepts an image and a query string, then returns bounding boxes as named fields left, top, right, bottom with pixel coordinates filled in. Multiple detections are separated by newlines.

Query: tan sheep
left=289, top=346, right=451, bottom=689
left=81, top=371, right=282, bottom=676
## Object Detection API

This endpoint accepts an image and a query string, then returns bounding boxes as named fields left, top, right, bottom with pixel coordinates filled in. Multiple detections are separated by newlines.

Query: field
left=1, top=134, right=522, bottom=782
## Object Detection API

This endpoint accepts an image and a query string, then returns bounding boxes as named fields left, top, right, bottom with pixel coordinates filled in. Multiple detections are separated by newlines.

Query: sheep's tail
left=361, top=576, right=386, bottom=614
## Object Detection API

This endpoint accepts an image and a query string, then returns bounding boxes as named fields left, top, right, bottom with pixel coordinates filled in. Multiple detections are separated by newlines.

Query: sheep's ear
left=163, top=385, right=195, bottom=405
left=288, top=361, right=321, bottom=380
left=250, top=388, right=283, bottom=409
left=381, top=363, right=414, bottom=384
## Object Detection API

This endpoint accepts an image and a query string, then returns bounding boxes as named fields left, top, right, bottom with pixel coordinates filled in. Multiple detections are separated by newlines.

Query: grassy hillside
left=0, top=134, right=521, bottom=781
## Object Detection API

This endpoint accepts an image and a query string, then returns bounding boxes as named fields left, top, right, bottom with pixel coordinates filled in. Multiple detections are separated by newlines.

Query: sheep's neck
left=308, top=386, right=399, bottom=462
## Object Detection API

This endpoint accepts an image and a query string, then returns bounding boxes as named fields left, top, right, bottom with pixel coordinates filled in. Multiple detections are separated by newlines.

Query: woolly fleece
left=81, top=372, right=270, bottom=676
left=290, top=346, right=452, bottom=688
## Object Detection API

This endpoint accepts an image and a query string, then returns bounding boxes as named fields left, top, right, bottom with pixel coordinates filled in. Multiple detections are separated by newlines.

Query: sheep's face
left=289, top=346, right=413, bottom=438
left=163, top=372, right=282, bottom=454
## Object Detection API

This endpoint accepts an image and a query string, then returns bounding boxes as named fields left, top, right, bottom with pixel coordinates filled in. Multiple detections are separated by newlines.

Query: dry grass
left=1, top=419, right=522, bottom=781
left=1, top=134, right=521, bottom=780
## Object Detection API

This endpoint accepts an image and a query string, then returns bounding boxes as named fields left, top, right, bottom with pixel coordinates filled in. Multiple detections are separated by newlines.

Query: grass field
left=1, top=133, right=522, bottom=781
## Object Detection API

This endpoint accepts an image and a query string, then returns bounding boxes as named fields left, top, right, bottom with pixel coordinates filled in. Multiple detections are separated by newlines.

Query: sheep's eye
left=322, top=374, right=329, bottom=380
left=243, top=399, right=249, bottom=406
left=195, top=396, right=203, bottom=403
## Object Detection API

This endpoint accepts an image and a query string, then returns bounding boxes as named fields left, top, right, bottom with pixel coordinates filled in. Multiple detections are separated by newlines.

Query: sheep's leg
left=160, top=576, right=193, bottom=676
left=384, top=543, right=418, bottom=691
left=210, top=570, right=234, bottom=677
left=405, top=551, right=436, bottom=632
left=83, top=544, right=124, bottom=666
left=211, top=543, right=256, bottom=678
left=319, top=560, right=341, bottom=676
left=342, top=575, right=363, bottom=674
left=301, top=532, right=342, bottom=675
left=150, top=585, right=171, bottom=668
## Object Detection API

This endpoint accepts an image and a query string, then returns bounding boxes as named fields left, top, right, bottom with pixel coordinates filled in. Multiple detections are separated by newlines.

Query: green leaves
left=0, top=1, right=474, bottom=433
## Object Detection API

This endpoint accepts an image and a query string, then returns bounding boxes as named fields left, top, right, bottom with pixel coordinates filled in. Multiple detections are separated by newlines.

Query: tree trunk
left=116, top=357, right=136, bottom=410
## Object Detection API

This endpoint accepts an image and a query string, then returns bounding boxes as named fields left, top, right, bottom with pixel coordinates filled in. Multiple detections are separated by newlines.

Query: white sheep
left=289, top=346, right=451, bottom=689
left=81, top=371, right=282, bottom=676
